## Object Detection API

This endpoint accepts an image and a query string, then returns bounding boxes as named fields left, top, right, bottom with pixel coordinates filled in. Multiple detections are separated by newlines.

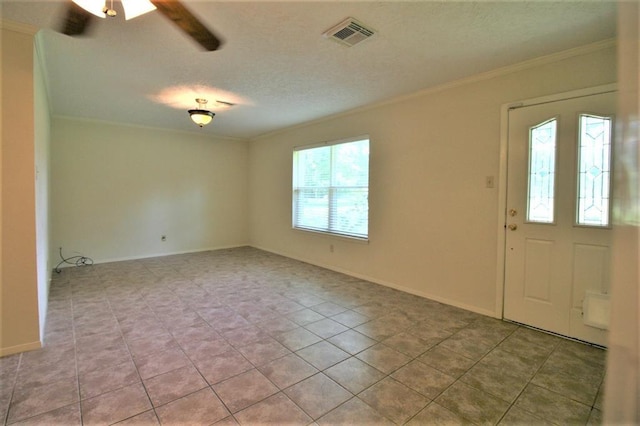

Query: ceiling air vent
left=323, top=18, right=375, bottom=47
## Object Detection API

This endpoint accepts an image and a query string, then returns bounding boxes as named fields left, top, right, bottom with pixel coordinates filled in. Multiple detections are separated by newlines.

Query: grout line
left=21, top=248, right=607, bottom=425
left=2, top=352, right=23, bottom=426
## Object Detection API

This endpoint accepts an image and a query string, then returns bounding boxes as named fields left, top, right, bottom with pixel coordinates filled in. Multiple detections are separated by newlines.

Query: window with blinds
left=292, top=137, right=369, bottom=239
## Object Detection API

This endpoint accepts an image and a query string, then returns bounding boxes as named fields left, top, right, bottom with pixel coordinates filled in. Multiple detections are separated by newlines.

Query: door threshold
left=503, top=318, right=607, bottom=350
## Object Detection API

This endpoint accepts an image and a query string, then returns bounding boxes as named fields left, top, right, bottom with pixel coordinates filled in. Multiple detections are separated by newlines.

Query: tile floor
left=0, top=247, right=606, bottom=425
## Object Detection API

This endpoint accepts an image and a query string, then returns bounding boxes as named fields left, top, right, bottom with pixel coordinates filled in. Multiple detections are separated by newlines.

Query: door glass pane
left=577, top=114, right=612, bottom=227
left=527, top=118, right=557, bottom=223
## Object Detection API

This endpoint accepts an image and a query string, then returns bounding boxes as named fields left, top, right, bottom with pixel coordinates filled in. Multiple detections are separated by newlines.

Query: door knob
left=508, top=223, right=518, bottom=231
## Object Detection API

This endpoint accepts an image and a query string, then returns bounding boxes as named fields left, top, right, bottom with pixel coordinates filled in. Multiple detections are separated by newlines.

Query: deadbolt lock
left=509, top=209, right=517, bottom=217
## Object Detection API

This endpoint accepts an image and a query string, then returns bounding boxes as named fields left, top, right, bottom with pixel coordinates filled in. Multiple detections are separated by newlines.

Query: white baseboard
left=51, top=243, right=497, bottom=319
left=54, top=243, right=251, bottom=268
left=250, top=245, right=497, bottom=319
left=0, top=340, right=41, bottom=357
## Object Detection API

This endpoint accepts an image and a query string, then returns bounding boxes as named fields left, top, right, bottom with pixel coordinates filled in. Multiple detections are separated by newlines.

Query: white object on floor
left=582, top=290, right=611, bottom=330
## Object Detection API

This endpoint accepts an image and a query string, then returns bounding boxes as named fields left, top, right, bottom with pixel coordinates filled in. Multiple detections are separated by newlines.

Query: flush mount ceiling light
left=72, top=0, right=156, bottom=20
left=188, top=98, right=215, bottom=127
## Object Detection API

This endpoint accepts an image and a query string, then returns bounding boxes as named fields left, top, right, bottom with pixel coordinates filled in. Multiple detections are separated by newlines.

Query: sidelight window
left=527, top=118, right=557, bottom=224
left=577, top=114, right=612, bottom=227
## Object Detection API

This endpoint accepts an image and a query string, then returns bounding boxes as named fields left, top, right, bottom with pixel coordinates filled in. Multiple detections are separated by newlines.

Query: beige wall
left=51, top=118, right=250, bottom=263
left=0, top=25, right=620, bottom=357
left=0, top=24, right=41, bottom=355
left=248, top=43, right=617, bottom=316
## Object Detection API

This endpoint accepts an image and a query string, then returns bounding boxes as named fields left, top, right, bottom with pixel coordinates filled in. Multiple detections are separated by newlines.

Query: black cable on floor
left=54, top=247, right=94, bottom=273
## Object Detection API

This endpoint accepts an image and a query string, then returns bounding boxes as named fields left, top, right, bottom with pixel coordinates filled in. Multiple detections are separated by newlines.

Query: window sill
left=292, top=227, right=369, bottom=244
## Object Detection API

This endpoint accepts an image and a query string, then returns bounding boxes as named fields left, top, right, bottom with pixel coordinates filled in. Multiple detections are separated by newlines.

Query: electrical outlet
left=161, top=235, right=167, bottom=242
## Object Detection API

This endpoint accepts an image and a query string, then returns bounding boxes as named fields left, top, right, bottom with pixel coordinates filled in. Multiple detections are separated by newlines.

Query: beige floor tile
left=382, top=332, right=436, bottom=358
left=480, top=347, right=544, bottom=380
left=273, top=327, right=323, bottom=351
left=499, top=406, right=554, bottom=425
left=391, top=360, right=456, bottom=399
left=460, top=362, right=529, bottom=403
left=417, top=345, right=476, bottom=378
left=355, top=343, right=411, bottom=374
left=234, top=392, right=312, bottom=425
left=513, top=384, right=592, bottom=425
left=180, top=338, right=233, bottom=365
left=134, top=347, right=190, bottom=379
left=327, top=329, right=377, bottom=355
left=236, top=337, right=291, bottom=366
left=435, top=381, right=511, bottom=425
left=354, top=318, right=405, bottom=341
left=284, top=373, right=352, bottom=420
left=79, top=359, right=140, bottom=400
left=112, top=409, right=160, bottom=425
left=329, top=310, right=370, bottom=328
left=18, top=344, right=76, bottom=370
left=258, top=353, right=318, bottom=390
left=125, top=332, right=178, bottom=359
left=220, top=325, right=269, bottom=348
left=406, top=402, right=473, bottom=426
left=358, top=377, right=429, bottom=424
left=76, top=344, right=132, bottom=375
left=9, top=403, right=81, bottom=426
left=309, top=302, right=348, bottom=317
left=296, top=341, right=350, bottom=370
left=317, top=397, right=393, bottom=425
left=14, top=248, right=607, bottom=426
left=155, top=388, right=229, bottom=425
left=81, top=382, right=151, bottom=426
left=7, top=377, right=79, bottom=424
left=257, top=316, right=300, bottom=335
left=438, top=331, right=495, bottom=361
left=13, top=356, right=77, bottom=392
left=304, top=318, right=349, bottom=339
left=213, top=368, right=279, bottom=413
left=193, top=348, right=254, bottom=385
left=587, top=407, right=603, bottom=425
left=324, top=357, right=385, bottom=394
left=531, top=365, right=601, bottom=405
left=143, top=364, right=207, bottom=407
left=286, top=308, right=325, bottom=326
left=212, top=415, right=240, bottom=425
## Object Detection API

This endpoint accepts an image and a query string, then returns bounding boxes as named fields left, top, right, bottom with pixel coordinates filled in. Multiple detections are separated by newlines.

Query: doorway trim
left=494, top=83, right=618, bottom=319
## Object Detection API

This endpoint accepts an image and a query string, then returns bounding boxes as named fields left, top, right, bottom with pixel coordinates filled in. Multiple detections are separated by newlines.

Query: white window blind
left=293, top=137, right=369, bottom=239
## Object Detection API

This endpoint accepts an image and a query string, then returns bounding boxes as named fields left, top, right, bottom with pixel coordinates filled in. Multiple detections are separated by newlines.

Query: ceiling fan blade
left=150, top=0, right=223, bottom=51
left=61, top=1, right=94, bottom=36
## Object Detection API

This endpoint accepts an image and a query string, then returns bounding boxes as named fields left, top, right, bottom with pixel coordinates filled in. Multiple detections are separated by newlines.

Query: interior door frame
left=494, top=83, right=618, bottom=319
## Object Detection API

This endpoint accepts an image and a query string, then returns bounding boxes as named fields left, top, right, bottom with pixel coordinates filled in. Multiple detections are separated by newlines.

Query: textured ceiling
left=1, top=1, right=616, bottom=139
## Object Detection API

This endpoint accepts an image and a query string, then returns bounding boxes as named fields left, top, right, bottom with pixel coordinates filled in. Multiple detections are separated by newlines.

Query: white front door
left=503, top=91, right=615, bottom=346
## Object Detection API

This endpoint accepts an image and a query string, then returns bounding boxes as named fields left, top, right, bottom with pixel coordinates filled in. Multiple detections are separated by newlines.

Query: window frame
left=292, top=135, right=370, bottom=241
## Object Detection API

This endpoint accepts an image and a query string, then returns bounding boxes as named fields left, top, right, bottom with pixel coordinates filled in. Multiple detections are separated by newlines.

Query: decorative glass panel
left=527, top=119, right=557, bottom=223
left=577, top=114, right=612, bottom=226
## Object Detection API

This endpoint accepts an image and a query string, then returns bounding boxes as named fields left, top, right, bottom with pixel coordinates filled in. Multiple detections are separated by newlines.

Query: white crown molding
left=252, top=38, right=616, bottom=142
left=53, top=114, right=249, bottom=143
